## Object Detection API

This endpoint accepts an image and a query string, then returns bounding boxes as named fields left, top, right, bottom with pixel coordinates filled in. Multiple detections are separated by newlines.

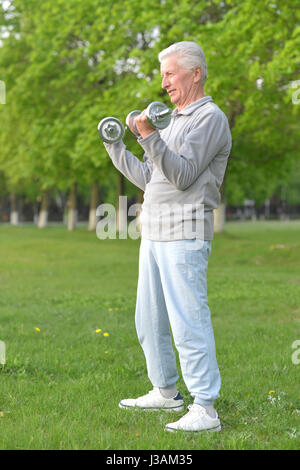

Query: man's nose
left=162, top=76, right=169, bottom=89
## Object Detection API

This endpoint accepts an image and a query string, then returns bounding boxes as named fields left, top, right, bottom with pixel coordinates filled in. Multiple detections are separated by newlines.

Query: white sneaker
left=119, top=388, right=184, bottom=412
left=165, top=403, right=221, bottom=432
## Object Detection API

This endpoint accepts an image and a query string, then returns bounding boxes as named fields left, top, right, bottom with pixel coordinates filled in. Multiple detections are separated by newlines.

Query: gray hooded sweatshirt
left=104, top=96, right=232, bottom=241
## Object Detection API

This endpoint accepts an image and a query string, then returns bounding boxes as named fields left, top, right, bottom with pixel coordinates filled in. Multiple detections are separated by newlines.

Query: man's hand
left=134, top=110, right=156, bottom=139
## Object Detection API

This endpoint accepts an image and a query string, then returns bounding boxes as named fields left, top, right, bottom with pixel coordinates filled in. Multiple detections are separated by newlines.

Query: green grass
left=0, top=221, right=299, bottom=450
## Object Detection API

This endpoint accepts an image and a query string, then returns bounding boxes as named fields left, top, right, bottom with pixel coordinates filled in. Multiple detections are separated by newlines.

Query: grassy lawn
left=0, top=221, right=299, bottom=450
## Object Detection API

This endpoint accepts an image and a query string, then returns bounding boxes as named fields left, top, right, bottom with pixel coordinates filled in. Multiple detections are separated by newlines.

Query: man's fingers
left=135, top=110, right=147, bottom=124
left=134, top=109, right=156, bottom=138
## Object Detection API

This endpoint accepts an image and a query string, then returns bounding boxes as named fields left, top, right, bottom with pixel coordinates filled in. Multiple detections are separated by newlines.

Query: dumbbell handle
left=126, top=102, right=172, bottom=137
left=155, top=108, right=172, bottom=118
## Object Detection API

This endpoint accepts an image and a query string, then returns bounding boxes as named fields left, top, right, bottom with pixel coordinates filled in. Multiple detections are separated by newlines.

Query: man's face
left=160, top=54, right=200, bottom=110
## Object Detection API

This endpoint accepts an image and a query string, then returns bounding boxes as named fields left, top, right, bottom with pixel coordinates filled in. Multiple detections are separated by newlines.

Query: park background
left=0, top=0, right=299, bottom=450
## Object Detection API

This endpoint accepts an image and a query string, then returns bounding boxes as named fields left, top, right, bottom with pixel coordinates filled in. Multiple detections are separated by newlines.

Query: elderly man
left=103, top=41, right=231, bottom=432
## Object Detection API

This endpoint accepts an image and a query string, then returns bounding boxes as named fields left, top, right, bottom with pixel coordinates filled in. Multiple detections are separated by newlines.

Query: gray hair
left=158, top=41, right=207, bottom=85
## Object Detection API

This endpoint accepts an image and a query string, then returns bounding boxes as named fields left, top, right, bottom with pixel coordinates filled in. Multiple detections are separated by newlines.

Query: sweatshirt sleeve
left=138, top=112, right=229, bottom=191
left=103, top=140, right=153, bottom=191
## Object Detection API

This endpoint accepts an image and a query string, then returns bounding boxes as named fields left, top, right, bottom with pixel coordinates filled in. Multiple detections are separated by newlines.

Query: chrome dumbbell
left=126, top=101, right=172, bottom=136
left=97, top=116, right=125, bottom=144
left=98, top=101, right=172, bottom=144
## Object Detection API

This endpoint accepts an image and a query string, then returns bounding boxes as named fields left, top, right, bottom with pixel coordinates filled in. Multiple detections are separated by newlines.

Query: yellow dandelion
left=108, top=308, right=113, bottom=312
left=268, top=390, right=275, bottom=395
left=289, top=403, right=293, bottom=408
left=136, top=432, right=140, bottom=437
left=103, top=332, right=109, bottom=337
left=105, top=351, right=109, bottom=354
left=95, top=329, right=101, bottom=333
left=35, top=327, right=40, bottom=332
left=115, top=307, right=119, bottom=311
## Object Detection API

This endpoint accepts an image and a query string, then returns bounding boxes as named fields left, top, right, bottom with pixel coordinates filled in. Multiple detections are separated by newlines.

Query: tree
left=1, top=0, right=299, bottom=234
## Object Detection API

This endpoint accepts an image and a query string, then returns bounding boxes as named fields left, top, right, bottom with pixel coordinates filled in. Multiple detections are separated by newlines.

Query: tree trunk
left=67, top=184, right=77, bottom=231
left=37, top=192, right=49, bottom=228
left=10, top=193, right=19, bottom=225
left=88, top=181, right=99, bottom=231
left=214, top=203, right=226, bottom=233
left=214, top=178, right=226, bottom=233
left=116, top=174, right=127, bottom=236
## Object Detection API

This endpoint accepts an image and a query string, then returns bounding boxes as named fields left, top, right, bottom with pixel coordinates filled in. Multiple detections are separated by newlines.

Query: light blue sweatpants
left=135, top=238, right=221, bottom=406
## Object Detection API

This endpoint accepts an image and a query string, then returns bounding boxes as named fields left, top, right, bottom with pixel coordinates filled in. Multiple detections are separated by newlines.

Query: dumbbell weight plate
left=125, top=110, right=141, bottom=137
left=98, top=117, right=125, bottom=144
left=146, top=101, right=172, bottom=130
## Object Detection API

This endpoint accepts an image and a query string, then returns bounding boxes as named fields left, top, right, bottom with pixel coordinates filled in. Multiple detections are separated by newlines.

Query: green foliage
left=275, top=157, right=300, bottom=206
left=0, top=0, right=299, bottom=206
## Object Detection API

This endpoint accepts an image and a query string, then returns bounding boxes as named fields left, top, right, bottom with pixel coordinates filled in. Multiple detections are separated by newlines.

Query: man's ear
left=193, top=66, right=202, bottom=84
